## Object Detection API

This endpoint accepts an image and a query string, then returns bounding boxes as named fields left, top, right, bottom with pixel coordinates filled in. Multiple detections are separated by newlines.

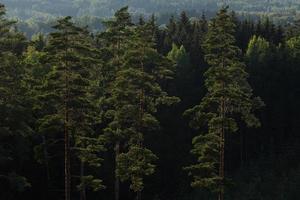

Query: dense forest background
left=1, top=1, right=300, bottom=200
left=2, top=0, right=300, bottom=37
left=3, top=0, right=300, bottom=19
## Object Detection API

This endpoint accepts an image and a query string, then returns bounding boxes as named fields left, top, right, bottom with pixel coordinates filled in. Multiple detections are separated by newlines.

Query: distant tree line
left=2, top=0, right=300, bottom=38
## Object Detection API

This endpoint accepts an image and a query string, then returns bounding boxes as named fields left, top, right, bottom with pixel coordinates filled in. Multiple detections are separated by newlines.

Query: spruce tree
left=163, top=16, right=178, bottom=53
left=40, top=16, right=104, bottom=200
left=190, top=17, right=207, bottom=65
left=0, top=3, right=31, bottom=198
left=184, top=7, right=263, bottom=200
left=177, top=11, right=192, bottom=50
left=167, top=44, right=193, bottom=98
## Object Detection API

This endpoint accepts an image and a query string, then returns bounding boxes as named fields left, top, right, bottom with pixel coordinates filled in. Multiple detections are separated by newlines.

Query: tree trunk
left=115, top=141, right=120, bottom=200
left=65, top=54, right=71, bottom=200
left=219, top=137, right=225, bottom=200
left=64, top=109, right=71, bottom=200
left=218, top=121, right=225, bottom=200
left=240, top=130, right=244, bottom=167
left=219, top=65, right=225, bottom=200
left=136, top=191, right=142, bottom=200
left=135, top=48, right=145, bottom=200
left=80, top=161, right=87, bottom=200
left=42, top=135, right=50, bottom=200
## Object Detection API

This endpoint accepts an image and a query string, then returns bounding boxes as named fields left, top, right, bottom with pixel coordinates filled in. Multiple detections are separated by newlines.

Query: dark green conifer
left=106, top=20, right=179, bottom=200
left=40, top=16, right=104, bottom=200
left=97, top=7, right=133, bottom=200
left=0, top=3, right=31, bottom=198
left=184, top=7, right=263, bottom=200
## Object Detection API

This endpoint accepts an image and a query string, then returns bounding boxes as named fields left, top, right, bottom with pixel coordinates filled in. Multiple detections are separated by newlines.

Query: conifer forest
left=1, top=1, right=300, bottom=200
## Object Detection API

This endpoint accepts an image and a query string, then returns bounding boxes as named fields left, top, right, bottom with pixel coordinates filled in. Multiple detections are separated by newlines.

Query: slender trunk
left=136, top=47, right=145, bottom=200
left=240, top=131, right=244, bottom=167
left=65, top=47, right=71, bottom=200
left=80, top=161, right=87, bottom=200
left=139, top=44, right=145, bottom=135
left=245, top=131, right=248, bottom=164
left=136, top=191, right=142, bottom=200
left=42, top=135, right=50, bottom=200
left=218, top=135, right=225, bottom=200
left=65, top=103, right=71, bottom=200
left=114, top=33, right=122, bottom=200
left=218, top=103, right=225, bottom=200
left=219, top=60, right=225, bottom=200
left=115, top=142, right=120, bottom=200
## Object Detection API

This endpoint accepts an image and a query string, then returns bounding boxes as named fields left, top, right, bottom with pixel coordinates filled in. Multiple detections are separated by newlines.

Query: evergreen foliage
left=1, top=2, right=300, bottom=200
left=184, top=7, right=263, bottom=198
left=106, top=19, right=179, bottom=198
left=0, top=4, right=31, bottom=199
left=39, top=16, right=105, bottom=199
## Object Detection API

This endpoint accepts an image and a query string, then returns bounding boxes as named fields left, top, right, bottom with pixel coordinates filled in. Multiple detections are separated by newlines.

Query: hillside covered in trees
left=2, top=0, right=300, bottom=37
left=3, top=0, right=300, bottom=20
left=1, top=1, right=300, bottom=200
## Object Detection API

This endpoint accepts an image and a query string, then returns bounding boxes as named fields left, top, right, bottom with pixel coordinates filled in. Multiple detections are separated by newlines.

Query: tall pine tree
left=96, top=7, right=133, bottom=200
left=105, top=19, right=179, bottom=200
left=184, top=7, right=263, bottom=200
left=40, top=16, right=104, bottom=200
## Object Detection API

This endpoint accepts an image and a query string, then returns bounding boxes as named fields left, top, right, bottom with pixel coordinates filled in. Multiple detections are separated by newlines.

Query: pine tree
left=22, top=44, right=52, bottom=198
left=105, top=20, right=179, bottom=200
left=97, top=7, right=133, bottom=200
left=184, top=7, right=264, bottom=200
left=0, top=4, right=26, bottom=55
left=40, top=16, right=104, bottom=200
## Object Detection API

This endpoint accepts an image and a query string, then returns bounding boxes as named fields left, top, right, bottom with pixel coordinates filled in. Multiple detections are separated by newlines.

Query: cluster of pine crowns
left=1, top=2, right=272, bottom=200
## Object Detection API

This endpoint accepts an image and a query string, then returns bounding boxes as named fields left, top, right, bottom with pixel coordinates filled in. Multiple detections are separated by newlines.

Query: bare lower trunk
left=240, top=131, right=244, bottom=167
left=219, top=79, right=225, bottom=200
left=42, top=136, right=50, bottom=181
left=115, top=142, right=120, bottom=200
left=80, top=161, right=87, bottom=200
left=136, top=191, right=141, bottom=200
left=65, top=59, right=71, bottom=200
left=42, top=135, right=50, bottom=200
left=218, top=146, right=224, bottom=200
left=65, top=114, right=71, bottom=200
left=135, top=47, right=145, bottom=200
left=218, top=128, right=225, bottom=200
